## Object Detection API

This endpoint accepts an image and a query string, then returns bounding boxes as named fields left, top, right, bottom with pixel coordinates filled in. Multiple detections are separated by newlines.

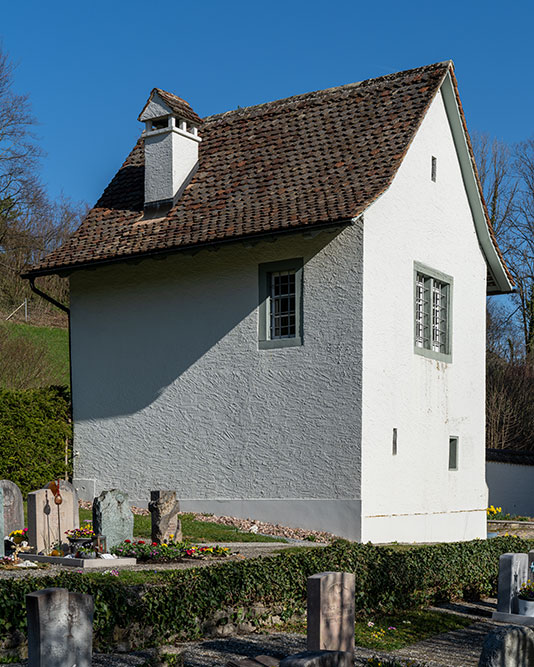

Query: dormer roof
left=25, top=61, right=513, bottom=293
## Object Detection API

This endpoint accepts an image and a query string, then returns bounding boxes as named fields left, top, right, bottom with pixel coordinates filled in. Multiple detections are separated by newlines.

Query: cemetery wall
left=70, top=225, right=364, bottom=539
left=487, top=460, right=534, bottom=518
left=360, top=89, right=488, bottom=542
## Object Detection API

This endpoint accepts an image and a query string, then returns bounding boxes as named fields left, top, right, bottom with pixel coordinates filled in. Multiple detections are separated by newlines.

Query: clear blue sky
left=2, top=0, right=533, bottom=206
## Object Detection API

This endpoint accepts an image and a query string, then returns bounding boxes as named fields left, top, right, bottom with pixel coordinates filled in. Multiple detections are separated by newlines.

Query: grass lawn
left=276, top=609, right=471, bottom=651
left=2, top=321, right=69, bottom=385
left=78, top=508, right=285, bottom=543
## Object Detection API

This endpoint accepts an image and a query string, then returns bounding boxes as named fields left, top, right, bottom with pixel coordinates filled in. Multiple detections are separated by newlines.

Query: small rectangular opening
left=431, top=156, right=437, bottom=182
left=392, top=428, right=398, bottom=456
left=448, top=437, right=458, bottom=470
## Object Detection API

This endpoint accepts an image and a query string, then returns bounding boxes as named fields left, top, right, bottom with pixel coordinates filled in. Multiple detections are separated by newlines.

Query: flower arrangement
left=518, top=580, right=534, bottom=601
left=111, top=538, right=230, bottom=563
left=65, top=525, right=96, bottom=539
left=9, top=528, right=28, bottom=545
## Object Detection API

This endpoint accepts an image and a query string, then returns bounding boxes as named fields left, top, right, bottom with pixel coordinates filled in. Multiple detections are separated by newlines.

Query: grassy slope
left=2, top=321, right=69, bottom=385
left=79, top=508, right=285, bottom=543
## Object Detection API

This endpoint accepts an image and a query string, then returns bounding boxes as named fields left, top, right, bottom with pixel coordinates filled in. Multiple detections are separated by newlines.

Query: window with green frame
left=258, top=258, right=303, bottom=349
left=414, top=263, right=453, bottom=362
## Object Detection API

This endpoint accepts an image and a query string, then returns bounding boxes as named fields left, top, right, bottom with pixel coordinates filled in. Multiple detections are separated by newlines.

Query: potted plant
left=76, top=545, right=97, bottom=559
left=517, top=580, right=534, bottom=616
left=65, top=525, right=96, bottom=553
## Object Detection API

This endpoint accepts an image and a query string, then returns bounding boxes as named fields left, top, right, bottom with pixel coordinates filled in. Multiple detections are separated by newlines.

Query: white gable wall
left=361, top=88, right=487, bottom=543
left=70, top=225, right=364, bottom=539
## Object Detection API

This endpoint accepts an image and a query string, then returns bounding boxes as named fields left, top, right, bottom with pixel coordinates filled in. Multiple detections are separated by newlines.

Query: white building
left=25, top=61, right=513, bottom=543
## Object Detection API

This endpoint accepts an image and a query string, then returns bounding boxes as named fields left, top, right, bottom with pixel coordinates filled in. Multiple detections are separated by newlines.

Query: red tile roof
left=28, top=61, right=497, bottom=277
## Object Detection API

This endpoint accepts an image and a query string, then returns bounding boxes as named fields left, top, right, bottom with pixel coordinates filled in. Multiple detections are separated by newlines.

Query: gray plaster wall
left=71, top=225, right=363, bottom=539
left=487, top=461, right=534, bottom=517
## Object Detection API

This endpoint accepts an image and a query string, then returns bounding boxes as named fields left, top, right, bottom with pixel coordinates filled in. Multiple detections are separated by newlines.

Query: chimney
left=138, top=88, right=202, bottom=213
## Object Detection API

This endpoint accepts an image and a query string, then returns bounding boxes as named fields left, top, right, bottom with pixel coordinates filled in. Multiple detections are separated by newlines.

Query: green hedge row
left=0, top=536, right=529, bottom=650
left=0, top=386, right=72, bottom=495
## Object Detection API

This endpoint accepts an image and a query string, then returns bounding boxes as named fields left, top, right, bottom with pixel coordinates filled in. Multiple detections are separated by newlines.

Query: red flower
left=152, top=542, right=157, bottom=546
left=124, top=539, right=131, bottom=543
left=137, top=540, right=145, bottom=545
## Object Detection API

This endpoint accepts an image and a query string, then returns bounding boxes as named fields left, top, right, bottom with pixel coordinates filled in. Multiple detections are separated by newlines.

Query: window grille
left=270, top=270, right=296, bottom=339
left=414, top=266, right=451, bottom=359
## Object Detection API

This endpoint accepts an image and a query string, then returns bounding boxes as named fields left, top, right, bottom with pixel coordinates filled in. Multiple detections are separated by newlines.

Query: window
left=414, top=263, right=452, bottom=362
left=258, top=258, right=303, bottom=349
left=431, top=156, right=437, bottom=182
left=449, top=437, right=458, bottom=470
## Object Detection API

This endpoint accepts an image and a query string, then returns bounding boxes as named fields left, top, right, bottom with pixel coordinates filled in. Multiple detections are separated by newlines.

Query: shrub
left=0, top=536, right=529, bottom=652
left=0, top=385, right=72, bottom=494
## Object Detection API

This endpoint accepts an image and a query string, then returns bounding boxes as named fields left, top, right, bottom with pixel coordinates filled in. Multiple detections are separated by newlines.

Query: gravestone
left=1, top=480, right=24, bottom=536
left=307, top=572, right=355, bottom=654
left=280, top=652, right=352, bottom=667
left=27, top=487, right=76, bottom=554
left=0, top=486, right=4, bottom=558
left=27, top=587, right=93, bottom=667
left=479, top=625, right=534, bottom=666
left=528, top=551, right=534, bottom=583
left=43, top=480, right=79, bottom=529
left=149, top=490, right=181, bottom=544
left=92, top=489, right=133, bottom=549
left=497, top=553, right=529, bottom=614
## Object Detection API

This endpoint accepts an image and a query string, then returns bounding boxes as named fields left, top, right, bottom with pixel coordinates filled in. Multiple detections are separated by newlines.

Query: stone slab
left=479, top=624, right=534, bottom=666
left=1, top=480, right=24, bottom=535
left=227, top=658, right=280, bottom=667
left=280, top=651, right=352, bottom=667
left=497, top=553, right=529, bottom=614
left=93, top=489, right=133, bottom=549
left=27, top=487, right=76, bottom=554
left=307, top=572, right=355, bottom=654
left=20, top=554, right=136, bottom=568
left=43, top=480, right=79, bottom=528
left=492, top=611, right=534, bottom=627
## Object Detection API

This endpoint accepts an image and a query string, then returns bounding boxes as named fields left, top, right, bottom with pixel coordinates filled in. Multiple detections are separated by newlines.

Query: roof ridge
left=203, top=60, right=452, bottom=123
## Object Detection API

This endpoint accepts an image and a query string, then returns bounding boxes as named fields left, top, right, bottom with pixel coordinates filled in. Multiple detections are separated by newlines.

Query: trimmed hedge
left=0, top=386, right=72, bottom=495
left=0, top=536, right=530, bottom=651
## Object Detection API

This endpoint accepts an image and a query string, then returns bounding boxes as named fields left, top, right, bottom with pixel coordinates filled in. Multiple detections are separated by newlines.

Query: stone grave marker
left=497, top=553, right=529, bottom=614
left=92, top=489, right=133, bottom=549
left=149, top=490, right=182, bottom=544
left=1, top=480, right=24, bottom=536
left=479, top=625, right=534, bottom=666
left=27, top=487, right=76, bottom=554
left=0, top=486, right=4, bottom=558
left=307, top=572, right=355, bottom=655
left=43, top=480, right=79, bottom=528
left=27, top=587, right=93, bottom=667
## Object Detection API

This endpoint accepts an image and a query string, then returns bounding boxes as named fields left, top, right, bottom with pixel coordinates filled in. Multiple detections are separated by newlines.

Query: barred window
left=414, top=264, right=452, bottom=360
left=259, top=259, right=303, bottom=349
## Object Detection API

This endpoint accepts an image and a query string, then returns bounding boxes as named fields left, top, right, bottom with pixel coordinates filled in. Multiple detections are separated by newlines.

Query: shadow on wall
left=71, top=232, right=341, bottom=421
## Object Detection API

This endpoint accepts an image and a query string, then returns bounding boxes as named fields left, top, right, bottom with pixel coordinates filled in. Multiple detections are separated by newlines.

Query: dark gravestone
left=479, top=625, right=534, bottom=666
left=93, top=489, right=133, bottom=549
left=1, top=480, right=24, bottom=536
left=497, top=553, right=529, bottom=614
left=26, top=587, right=93, bottom=667
left=149, top=490, right=182, bottom=543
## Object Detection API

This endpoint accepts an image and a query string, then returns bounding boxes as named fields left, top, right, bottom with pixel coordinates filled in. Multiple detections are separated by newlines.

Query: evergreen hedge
left=0, top=386, right=72, bottom=495
left=0, top=536, right=529, bottom=651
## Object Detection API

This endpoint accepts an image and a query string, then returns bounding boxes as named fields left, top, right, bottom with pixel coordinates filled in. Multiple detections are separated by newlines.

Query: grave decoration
left=493, top=551, right=534, bottom=625
left=43, top=480, right=79, bottom=528
left=65, top=525, right=97, bottom=557
left=111, top=538, right=230, bottom=562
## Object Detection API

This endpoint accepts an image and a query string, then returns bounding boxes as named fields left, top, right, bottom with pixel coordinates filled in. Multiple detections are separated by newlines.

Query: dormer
left=138, top=88, right=202, bottom=212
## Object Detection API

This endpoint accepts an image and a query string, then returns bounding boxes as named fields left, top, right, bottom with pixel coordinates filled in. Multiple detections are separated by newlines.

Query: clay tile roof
left=29, top=62, right=468, bottom=276
left=139, top=88, right=202, bottom=126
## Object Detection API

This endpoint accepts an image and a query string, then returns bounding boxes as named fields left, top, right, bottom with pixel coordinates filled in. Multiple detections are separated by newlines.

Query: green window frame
left=414, top=262, right=453, bottom=363
left=258, top=258, right=303, bottom=349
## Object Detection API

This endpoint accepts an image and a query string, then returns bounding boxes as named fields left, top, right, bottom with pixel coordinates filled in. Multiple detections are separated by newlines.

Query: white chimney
left=138, top=88, right=201, bottom=209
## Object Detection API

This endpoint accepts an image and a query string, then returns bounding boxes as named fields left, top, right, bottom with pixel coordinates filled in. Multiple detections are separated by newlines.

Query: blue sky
left=1, top=0, right=533, bottom=206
